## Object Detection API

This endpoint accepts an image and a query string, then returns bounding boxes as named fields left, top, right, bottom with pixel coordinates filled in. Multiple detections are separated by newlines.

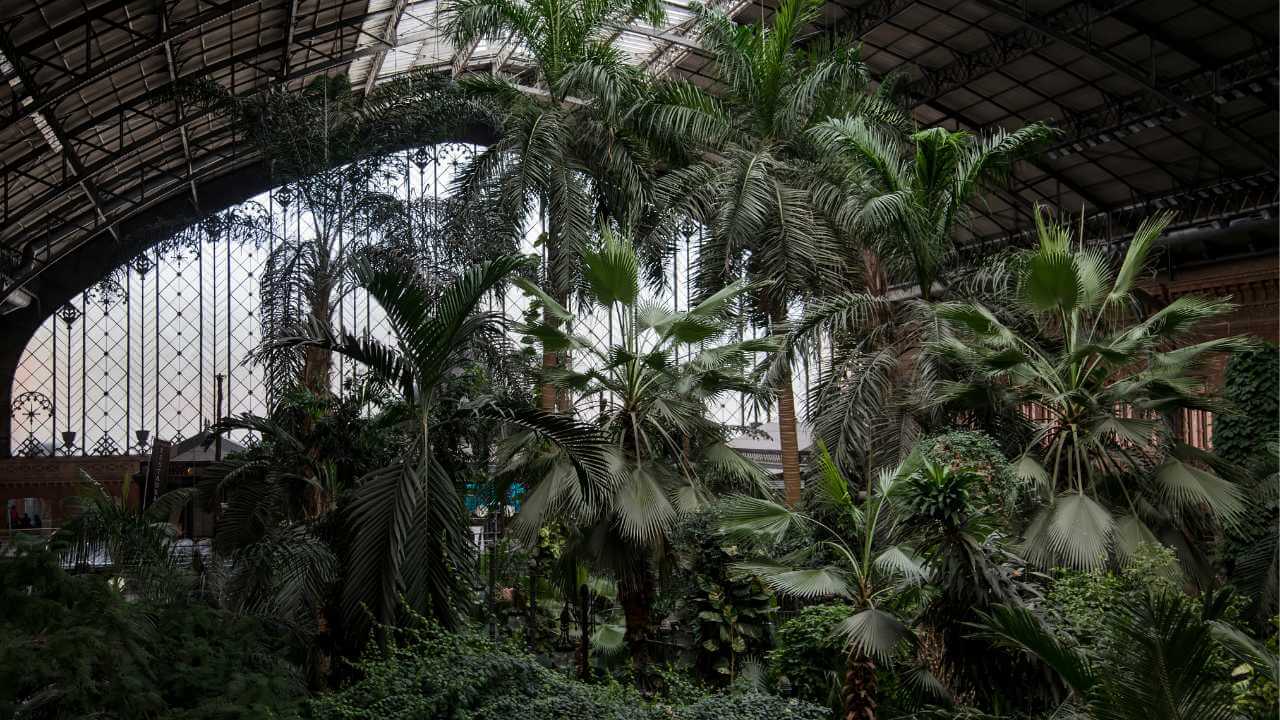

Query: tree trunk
left=302, top=282, right=333, bottom=397
left=842, top=651, right=878, bottom=720
left=576, top=582, right=591, bottom=680
left=300, top=279, right=332, bottom=519
left=861, top=248, right=888, bottom=298
left=540, top=343, right=559, bottom=411
left=772, top=305, right=803, bottom=507
left=618, top=565, right=655, bottom=690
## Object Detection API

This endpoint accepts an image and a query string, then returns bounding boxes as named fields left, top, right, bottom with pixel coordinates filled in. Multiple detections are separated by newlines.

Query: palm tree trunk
left=772, top=305, right=803, bottom=506
left=842, top=651, right=878, bottom=720
left=302, top=281, right=333, bottom=397
left=540, top=300, right=561, bottom=412
left=575, top=582, right=591, bottom=680
left=618, top=562, right=655, bottom=690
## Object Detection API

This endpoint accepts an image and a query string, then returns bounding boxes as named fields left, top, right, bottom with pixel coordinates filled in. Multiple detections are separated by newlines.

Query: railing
left=1020, top=403, right=1213, bottom=451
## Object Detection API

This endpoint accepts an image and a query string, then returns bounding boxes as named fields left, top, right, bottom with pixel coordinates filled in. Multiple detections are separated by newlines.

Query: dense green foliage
left=20, top=0, right=1277, bottom=716
left=1213, top=344, right=1279, bottom=467
left=0, top=552, right=306, bottom=719
left=309, top=620, right=826, bottom=720
left=670, top=504, right=777, bottom=682
left=769, top=604, right=850, bottom=707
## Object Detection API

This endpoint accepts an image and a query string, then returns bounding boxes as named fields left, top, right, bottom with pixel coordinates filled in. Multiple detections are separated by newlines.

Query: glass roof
left=345, top=0, right=751, bottom=89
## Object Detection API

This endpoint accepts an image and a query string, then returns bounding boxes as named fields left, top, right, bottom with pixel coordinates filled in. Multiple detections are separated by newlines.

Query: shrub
left=915, top=431, right=1025, bottom=524
left=768, top=604, right=850, bottom=708
left=0, top=551, right=306, bottom=720
left=310, top=619, right=826, bottom=720
left=670, top=504, right=777, bottom=683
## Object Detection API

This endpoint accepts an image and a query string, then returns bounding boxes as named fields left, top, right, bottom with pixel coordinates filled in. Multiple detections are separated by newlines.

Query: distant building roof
left=727, top=422, right=813, bottom=455
left=169, top=432, right=246, bottom=463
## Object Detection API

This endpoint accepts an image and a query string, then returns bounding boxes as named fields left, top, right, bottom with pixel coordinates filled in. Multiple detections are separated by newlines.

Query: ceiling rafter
left=0, top=10, right=389, bottom=245
left=644, top=0, right=753, bottom=76
left=901, top=0, right=1143, bottom=108
left=360, top=0, right=412, bottom=96
left=279, top=0, right=300, bottom=78
left=0, top=0, right=264, bottom=128
left=973, top=0, right=1278, bottom=170
left=1046, top=46, right=1278, bottom=159
left=158, top=0, right=200, bottom=211
left=969, top=170, right=1279, bottom=250
left=0, top=31, right=120, bottom=242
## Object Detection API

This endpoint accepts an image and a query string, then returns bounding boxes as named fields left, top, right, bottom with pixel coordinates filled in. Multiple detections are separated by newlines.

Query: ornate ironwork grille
left=10, top=145, right=770, bottom=457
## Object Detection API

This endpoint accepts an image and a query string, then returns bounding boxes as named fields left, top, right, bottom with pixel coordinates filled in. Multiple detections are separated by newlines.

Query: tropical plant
left=278, top=254, right=613, bottom=638
left=308, top=615, right=828, bottom=720
left=671, top=503, right=777, bottom=683
left=509, top=231, right=772, bottom=681
left=0, top=550, right=307, bottom=720
left=979, top=589, right=1249, bottom=720
left=932, top=206, right=1252, bottom=572
left=769, top=603, right=852, bottom=709
left=640, top=0, right=902, bottom=504
left=52, top=470, right=192, bottom=602
left=719, top=446, right=935, bottom=720
left=773, top=122, right=1053, bottom=474
left=440, top=0, right=665, bottom=410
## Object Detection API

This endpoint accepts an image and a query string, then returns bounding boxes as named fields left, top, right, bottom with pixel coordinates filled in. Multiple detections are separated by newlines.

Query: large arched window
left=10, top=146, right=778, bottom=457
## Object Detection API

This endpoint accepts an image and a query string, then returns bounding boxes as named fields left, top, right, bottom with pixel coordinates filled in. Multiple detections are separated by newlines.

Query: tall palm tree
left=771, top=122, right=1055, bottom=474
left=280, top=255, right=613, bottom=635
left=443, top=0, right=664, bottom=410
left=932, top=206, right=1250, bottom=572
left=639, top=0, right=904, bottom=505
left=719, top=446, right=933, bottom=720
left=510, top=231, right=771, bottom=682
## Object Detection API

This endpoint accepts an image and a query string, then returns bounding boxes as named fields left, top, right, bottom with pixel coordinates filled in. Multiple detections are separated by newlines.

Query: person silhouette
left=32, top=514, right=42, bottom=529
left=18, top=513, right=31, bottom=529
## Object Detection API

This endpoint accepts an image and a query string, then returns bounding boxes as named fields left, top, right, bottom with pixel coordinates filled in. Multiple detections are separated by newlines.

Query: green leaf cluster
left=1213, top=344, right=1279, bottom=468
left=309, top=620, right=827, bottom=720
left=0, top=551, right=306, bottom=720
left=768, top=604, right=851, bottom=708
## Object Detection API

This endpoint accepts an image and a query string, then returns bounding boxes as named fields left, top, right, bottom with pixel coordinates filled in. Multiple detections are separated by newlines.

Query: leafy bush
left=0, top=551, right=306, bottom=719
left=670, top=504, right=777, bottom=683
left=310, top=619, right=826, bottom=720
left=916, top=431, right=1025, bottom=524
left=768, top=604, right=850, bottom=708
left=1213, top=344, right=1279, bottom=468
left=1043, top=543, right=1185, bottom=653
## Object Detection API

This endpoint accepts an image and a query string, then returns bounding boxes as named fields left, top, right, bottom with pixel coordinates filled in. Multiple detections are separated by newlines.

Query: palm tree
left=774, top=122, right=1055, bottom=474
left=442, top=0, right=664, bottom=410
left=932, top=206, right=1251, bottom=572
left=280, top=255, right=613, bottom=635
left=979, top=590, right=1249, bottom=720
left=54, top=471, right=193, bottom=602
left=638, top=0, right=907, bottom=505
left=185, top=73, right=497, bottom=397
left=510, top=231, right=772, bottom=682
left=719, top=446, right=933, bottom=720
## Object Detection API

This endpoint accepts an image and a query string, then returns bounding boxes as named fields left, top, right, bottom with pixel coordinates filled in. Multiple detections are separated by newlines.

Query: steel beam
left=968, top=171, right=1280, bottom=251
left=1, top=0, right=264, bottom=129
left=158, top=0, right=200, bottom=211
left=360, top=0, right=412, bottom=96
left=0, top=33, right=120, bottom=241
left=279, top=0, right=300, bottom=78
left=1045, top=47, right=1278, bottom=159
